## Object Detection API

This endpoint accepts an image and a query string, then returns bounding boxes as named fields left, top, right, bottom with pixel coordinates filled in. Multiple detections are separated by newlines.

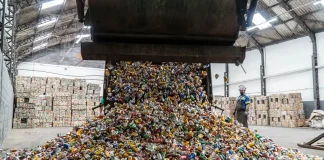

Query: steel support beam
left=81, top=42, right=246, bottom=63
left=206, top=64, right=213, bottom=101
left=224, top=63, right=229, bottom=97
left=0, top=0, right=7, bottom=52
left=311, top=34, right=320, bottom=110
left=260, top=48, right=266, bottom=96
left=103, top=61, right=109, bottom=106
left=1, top=0, right=17, bottom=83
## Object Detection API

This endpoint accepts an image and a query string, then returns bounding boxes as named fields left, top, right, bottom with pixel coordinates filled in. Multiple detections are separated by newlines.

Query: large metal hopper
left=78, top=0, right=257, bottom=63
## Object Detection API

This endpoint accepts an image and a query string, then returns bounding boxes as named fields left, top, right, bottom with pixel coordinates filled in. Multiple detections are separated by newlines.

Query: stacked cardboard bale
left=34, top=95, right=53, bottom=127
left=60, top=78, right=74, bottom=95
left=72, top=94, right=87, bottom=126
left=255, top=96, right=269, bottom=126
left=73, top=79, right=87, bottom=95
left=213, top=97, right=224, bottom=116
left=87, top=84, right=101, bottom=95
left=268, top=93, right=305, bottom=127
left=225, top=97, right=236, bottom=118
left=13, top=97, right=36, bottom=128
left=248, top=96, right=257, bottom=125
left=53, top=93, right=72, bottom=127
left=14, top=77, right=34, bottom=128
left=85, top=83, right=101, bottom=119
left=15, top=76, right=32, bottom=93
left=212, top=97, right=236, bottom=118
left=46, top=77, right=61, bottom=96
left=15, top=76, right=102, bottom=128
left=35, top=110, right=53, bottom=128
left=280, top=93, right=305, bottom=128
left=86, top=95, right=101, bottom=119
left=269, top=94, right=284, bottom=127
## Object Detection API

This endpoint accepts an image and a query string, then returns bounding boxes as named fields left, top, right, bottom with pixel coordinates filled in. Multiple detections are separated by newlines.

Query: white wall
left=228, top=49, right=261, bottom=97
left=210, top=63, right=225, bottom=96
left=17, top=62, right=104, bottom=96
left=0, top=52, right=14, bottom=145
left=316, top=32, right=324, bottom=100
left=265, top=36, right=314, bottom=101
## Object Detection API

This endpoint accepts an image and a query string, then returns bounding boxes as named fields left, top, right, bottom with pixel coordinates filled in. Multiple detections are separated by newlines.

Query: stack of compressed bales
left=60, top=78, right=74, bottom=95
left=87, top=84, right=101, bottom=96
left=34, top=95, right=53, bottom=128
left=213, top=96, right=225, bottom=116
left=222, top=97, right=236, bottom=118
left=248, top=96, right=257, bottom=125
left=255, top=96, right=269, bottom=126
left=280, top=93, right=305, bottom=128
left=46, top=77, right=61, bottom=96
left=14, top=76, right=103, bottom=128
left=13, top=97, right=35, bottom=129
left=269, top=93, right=305, bottom=128
left=53, top=93, right=72, bottom=127
left=269, top=94, right=283, bottom=127
left=85, top=95, right=101, bottom=119
left=72, top=95, right=87, bottom=126
left=73, top=79, right=87, bottom=95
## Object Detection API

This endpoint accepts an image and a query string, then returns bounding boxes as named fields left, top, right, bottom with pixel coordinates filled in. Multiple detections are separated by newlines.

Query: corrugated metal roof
left=289, top=0, right=318, bottom=16
left=275, top=23, right=294, bottom=37
left=262, top=0, right=279, bottom=7
left=271, top=5, right=293, bottom=21
left=14, top=0, right=324, bottom=60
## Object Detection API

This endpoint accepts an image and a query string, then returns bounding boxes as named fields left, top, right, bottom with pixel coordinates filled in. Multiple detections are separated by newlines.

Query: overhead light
left=41, top=0, right=64, bottom=10
left=33, top=43, right=48, bottom=50
left=314, top=0, right=324, bottom=6
left=247, top=13, right=277, bottom=31
left=75, top=34, right=91, bottom=43
left=37, top=18, right=57, bottom=28
left=34, top=33, right=52, bottom=42
left=76, top=34, right=91, bottom=38
left=75, top=37, right=83, bottom=44
left=246, top=26, right=258, bottom=31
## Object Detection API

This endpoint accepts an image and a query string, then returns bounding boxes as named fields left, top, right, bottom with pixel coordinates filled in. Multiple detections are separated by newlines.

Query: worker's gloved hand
left=244, top=112, right=249, bottom=116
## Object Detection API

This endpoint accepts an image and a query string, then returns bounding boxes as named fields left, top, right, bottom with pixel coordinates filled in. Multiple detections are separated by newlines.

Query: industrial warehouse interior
left=1, top=0, right=324, bottom=159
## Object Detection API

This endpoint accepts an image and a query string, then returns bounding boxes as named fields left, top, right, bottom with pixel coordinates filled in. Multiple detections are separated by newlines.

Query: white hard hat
left=238, top=85, right=246, bottom=91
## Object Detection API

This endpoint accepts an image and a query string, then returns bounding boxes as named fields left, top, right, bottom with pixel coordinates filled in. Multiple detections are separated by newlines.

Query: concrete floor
left=0, top=127, right=72, bottom=157
left=0, top=126, right=323, bottom=157
left=251, top=126, right=324, bottom=157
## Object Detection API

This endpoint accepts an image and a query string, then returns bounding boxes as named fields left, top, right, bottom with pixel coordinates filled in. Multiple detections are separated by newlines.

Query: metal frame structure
left=16, top=8, right=77, bottom=33
left=242, top=0, right=321, bottom=110
left=224, top=63, right=229, bottom=97
left=260, top=48, right=266, bottom=96
left=1, top=0, right=17, bottom=83
left=311, top=35, right=320, bottom=110
left=206, top=64, right=213, bottom=101
left=297, top=132, right=324, bottom=150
